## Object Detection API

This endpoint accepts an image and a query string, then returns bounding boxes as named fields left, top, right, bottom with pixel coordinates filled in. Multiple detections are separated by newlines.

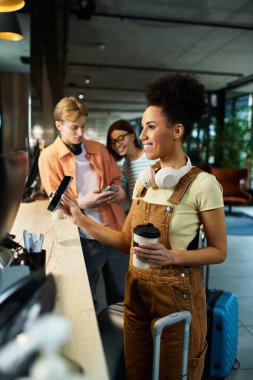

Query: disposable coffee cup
left=133, top=223, right=160, bottom=269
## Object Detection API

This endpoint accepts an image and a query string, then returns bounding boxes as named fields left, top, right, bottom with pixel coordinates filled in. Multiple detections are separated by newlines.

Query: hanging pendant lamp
left=0, top=12, right=23, bottom=41
left=0, top=1, right=25, bottom=12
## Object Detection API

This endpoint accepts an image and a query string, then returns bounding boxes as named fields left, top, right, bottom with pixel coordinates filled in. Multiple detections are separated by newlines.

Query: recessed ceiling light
left=78, top=94, right=84, bottom=99
left=84, top=76, right=90, bottom=84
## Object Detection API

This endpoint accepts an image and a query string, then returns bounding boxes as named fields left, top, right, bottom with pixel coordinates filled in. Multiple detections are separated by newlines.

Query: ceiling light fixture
left=78, top=0, right=96, bottom=20
left=0, top=0, right=25, bottom=12
left=84, top=76, right=90, bottom=84
left=0, top=12, right=24, bottom=40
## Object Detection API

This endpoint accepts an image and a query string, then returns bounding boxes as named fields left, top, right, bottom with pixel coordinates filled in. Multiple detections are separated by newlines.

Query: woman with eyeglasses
left=60, top=73, right=226, bottom=380
left=106, top=120, right=156, bottom=206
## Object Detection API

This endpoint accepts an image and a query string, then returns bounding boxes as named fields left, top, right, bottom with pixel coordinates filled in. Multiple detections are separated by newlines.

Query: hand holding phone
left=47, top=176, right=73, bottom=212
left=102, top=185, right=119, bottom=193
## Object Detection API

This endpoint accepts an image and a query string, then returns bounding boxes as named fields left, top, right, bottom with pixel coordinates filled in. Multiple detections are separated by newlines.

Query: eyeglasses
left=110, top=133, right=130, bottom=147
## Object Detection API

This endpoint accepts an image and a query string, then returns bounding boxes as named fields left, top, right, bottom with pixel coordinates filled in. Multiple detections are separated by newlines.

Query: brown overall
left=124, top=167, right=207, bottom=380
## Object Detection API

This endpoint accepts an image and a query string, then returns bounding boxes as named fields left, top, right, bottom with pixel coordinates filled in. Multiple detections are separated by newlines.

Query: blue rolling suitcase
left=205, top=265, right=239, bottom=379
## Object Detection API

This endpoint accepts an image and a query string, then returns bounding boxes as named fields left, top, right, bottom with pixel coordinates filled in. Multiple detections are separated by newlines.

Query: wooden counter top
left=11, top=200, right=109, bottom=380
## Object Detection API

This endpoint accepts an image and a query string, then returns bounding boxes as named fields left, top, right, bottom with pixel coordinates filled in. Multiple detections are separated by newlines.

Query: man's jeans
left=80, top=237, right=129, bottom=311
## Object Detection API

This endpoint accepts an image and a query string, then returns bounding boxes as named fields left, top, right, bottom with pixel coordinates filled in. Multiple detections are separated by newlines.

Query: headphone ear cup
left=139, top=166, right=156, bottom=188
left=155, top=168, right=178, bottom=189
left=139, top=157, right=192, bottom=190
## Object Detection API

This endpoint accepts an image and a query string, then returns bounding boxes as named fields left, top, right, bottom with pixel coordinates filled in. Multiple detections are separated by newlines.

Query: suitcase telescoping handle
left=152, top=311, right=192, bottom=380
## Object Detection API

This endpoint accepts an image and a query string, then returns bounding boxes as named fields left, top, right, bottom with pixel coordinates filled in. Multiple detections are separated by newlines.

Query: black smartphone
left=47, top=176, right=73, bottom=212
left=102, top=185, right=119, bottom=192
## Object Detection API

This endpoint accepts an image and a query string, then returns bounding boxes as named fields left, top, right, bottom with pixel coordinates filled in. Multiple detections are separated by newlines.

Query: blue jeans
left=80, top=237, right=129, bottom=311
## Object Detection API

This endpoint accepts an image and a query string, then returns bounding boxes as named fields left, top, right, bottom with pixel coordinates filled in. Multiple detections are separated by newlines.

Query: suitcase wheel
left=232, top=358, right=240, bottom=370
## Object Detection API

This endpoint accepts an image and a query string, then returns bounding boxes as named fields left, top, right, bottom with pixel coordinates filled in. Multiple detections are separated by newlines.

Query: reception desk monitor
left=0, top=272, right=56, bottom=379
left=0, top=271, right=45, bottom=338
left=0, top=272, right=56, bottom=346
left=0, top=151, right=28, bottom=246
left=0, top=266, right=30, bottom=295
left=22, top=143, right=40, bottom=201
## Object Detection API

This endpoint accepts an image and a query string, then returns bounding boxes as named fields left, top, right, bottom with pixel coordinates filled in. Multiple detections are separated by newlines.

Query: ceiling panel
left=65, top=0, right=253, bottom=114
left=0, top=0, right=252, bottom=116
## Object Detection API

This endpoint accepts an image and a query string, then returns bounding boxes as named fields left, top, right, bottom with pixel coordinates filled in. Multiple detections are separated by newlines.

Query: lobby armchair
left=210, top=167, right=252, bottom=213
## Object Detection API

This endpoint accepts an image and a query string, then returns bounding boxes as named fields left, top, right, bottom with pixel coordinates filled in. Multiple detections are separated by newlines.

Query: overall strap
left=132, top=166, right=203, bottom=255
left=169, top=166, right=202, bottom=205
left=169, top=166, right=203, bottom=253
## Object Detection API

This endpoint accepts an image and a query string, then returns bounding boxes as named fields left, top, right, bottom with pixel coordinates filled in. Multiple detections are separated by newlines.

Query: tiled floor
left=97, top=205, right=253, bottom=379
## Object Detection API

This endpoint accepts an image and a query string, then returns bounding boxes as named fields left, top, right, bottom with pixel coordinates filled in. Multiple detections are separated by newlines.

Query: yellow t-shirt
left=132, top=171, right=224, bottom=250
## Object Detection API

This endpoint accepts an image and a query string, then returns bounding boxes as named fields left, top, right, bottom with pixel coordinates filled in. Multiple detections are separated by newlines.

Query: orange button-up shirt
left=38, top=136, right=126, bottom=231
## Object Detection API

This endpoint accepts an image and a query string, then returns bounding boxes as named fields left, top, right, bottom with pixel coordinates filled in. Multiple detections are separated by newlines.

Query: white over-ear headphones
left=139, top=156, right=192, bottom=189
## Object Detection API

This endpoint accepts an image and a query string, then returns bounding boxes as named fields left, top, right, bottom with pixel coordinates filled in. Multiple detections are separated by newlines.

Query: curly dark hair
left=145, top=73, right=208, bottom=140
left=106, top=119, right=142, bottom=161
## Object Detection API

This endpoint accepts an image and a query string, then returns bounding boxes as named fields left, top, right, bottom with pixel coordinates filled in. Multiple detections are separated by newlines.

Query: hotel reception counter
left=11, top=200, right=109, bottom=380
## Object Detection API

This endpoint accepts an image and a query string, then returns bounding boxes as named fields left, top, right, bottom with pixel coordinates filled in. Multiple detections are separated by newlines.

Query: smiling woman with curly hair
left=61, top=73, right=226, bottom=380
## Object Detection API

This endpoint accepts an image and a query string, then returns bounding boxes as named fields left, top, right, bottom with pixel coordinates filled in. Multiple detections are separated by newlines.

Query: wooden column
left=0, top=72, right=29, bottom=154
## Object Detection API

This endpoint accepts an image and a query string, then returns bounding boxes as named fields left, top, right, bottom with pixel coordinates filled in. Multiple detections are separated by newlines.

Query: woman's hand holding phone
left=60, top=192, right=83, bottom=225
